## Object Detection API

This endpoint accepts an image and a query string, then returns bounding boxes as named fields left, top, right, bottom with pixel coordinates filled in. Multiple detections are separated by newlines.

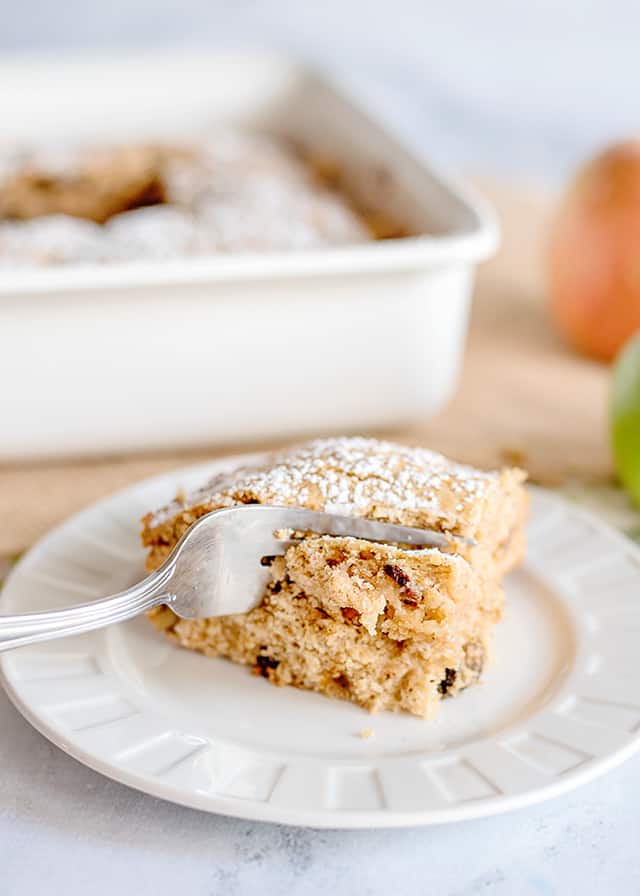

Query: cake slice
left=142, top=438, right=527, bottom=718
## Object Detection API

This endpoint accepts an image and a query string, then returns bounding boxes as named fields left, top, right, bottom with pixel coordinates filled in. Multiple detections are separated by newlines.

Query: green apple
left=611, top=333, right=640, bottom=506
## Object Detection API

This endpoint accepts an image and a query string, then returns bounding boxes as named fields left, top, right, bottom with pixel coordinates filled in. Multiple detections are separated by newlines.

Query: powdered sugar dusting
left=0, top=215, right=114, bottom=266
left=145, top=437, right=499, bottom=532
left=0, top=129, right=370, bottom=266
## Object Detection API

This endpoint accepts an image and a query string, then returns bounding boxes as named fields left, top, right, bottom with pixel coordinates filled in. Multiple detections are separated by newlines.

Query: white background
left=1, top=0, right=638, bottom=184
left=1, top=3, right=640, bottom=893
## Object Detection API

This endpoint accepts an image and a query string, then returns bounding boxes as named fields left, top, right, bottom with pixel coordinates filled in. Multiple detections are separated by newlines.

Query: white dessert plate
left=2, top=454, right=640, bottom=829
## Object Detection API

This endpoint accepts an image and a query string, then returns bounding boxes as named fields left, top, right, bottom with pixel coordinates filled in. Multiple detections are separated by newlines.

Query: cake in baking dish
left=141, top=438, right=527, bottom=718
left=0, top=130, right=405, bottom=266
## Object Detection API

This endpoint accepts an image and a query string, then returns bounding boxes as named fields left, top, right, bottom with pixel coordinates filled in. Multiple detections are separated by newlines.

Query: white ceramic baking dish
left=0, top=51, right=498, bottom=460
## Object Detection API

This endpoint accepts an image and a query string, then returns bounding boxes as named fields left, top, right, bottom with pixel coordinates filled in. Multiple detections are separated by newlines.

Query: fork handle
left=0, top=565, right=175, bottom=653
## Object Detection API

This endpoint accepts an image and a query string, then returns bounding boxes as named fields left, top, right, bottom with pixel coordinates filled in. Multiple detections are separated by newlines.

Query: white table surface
left=1, top=692, right=639, bottom=896
left=3, top=3, right=640, bottom=891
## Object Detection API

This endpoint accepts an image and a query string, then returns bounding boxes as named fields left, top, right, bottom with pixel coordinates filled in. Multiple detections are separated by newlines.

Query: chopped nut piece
left=438, top=667, right=457, bottom=696
left=340, top=606, right=360, bottom=623
left=260, top=555, right=277, bottom=567
left=254, top=655, right=280, bottom=679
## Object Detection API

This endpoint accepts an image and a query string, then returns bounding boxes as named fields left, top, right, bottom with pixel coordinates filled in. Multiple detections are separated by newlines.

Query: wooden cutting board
left=0, top=180, right=612, bottom=555
left=407, top=179, right=612, bottom=482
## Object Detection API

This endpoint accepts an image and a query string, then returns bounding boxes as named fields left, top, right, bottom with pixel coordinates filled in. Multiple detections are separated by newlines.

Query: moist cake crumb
left=358, top=728, right=375, bottom=740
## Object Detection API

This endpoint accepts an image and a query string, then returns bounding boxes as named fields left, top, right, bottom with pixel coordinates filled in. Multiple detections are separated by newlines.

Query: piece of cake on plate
left=141, top=438, right=527, bottom=718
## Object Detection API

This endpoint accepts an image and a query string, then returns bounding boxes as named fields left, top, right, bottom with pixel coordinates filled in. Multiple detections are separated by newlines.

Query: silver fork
left=0, top=505, right=466, bottom=653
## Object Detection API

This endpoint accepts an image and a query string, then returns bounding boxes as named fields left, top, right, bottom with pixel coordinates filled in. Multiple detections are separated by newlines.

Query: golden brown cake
left=142, top=438, right=527, bottom=718
left=0, top=144, right=167, bottom=224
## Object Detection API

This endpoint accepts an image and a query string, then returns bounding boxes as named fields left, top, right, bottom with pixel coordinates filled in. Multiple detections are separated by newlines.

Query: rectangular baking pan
left=0, top=51, right=498, bottom=460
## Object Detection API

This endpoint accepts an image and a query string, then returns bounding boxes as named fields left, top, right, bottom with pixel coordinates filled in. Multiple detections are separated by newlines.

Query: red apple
left=548, top=140, right=640, bottom=361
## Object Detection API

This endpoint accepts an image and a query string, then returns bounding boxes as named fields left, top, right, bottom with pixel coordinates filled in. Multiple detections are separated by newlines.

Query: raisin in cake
left=142, top=438, right=527, bottom=718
